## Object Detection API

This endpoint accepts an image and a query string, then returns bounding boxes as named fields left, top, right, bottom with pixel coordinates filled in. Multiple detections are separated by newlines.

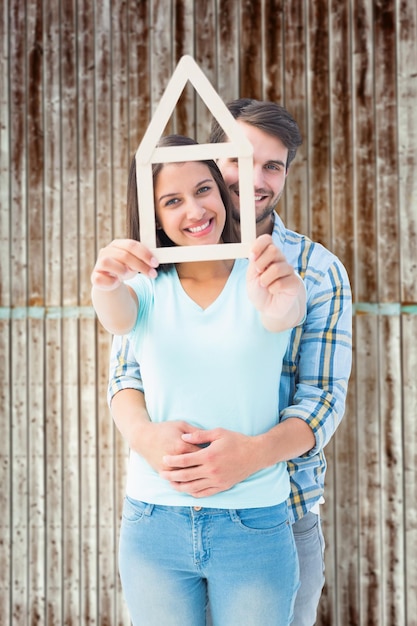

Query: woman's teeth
left=188, top=221, right=210, bottom=233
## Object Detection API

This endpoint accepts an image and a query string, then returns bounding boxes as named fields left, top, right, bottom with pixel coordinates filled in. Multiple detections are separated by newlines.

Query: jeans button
left=193, top=506, right=202, bottom=511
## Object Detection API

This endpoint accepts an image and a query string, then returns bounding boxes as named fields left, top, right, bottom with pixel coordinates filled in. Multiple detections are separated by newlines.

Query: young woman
left=91, top=136, right=306, bottom=626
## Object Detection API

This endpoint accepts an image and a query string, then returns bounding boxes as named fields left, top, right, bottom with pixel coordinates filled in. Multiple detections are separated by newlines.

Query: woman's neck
left=175, top=259, right=235, bottom=309
left=175, top=258, right=234, bottom=281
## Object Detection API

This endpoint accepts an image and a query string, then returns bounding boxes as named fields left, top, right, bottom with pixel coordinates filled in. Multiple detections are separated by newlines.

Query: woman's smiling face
left=154, top=161, right=226, bottom=247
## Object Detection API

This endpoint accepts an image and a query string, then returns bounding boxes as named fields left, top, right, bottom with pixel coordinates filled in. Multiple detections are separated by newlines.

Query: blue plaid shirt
left=107, top=213, right=352, bottom=522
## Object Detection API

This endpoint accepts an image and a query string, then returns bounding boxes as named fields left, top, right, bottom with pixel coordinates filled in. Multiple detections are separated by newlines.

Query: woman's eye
left=165, top=197, right=179, bottom=207
left=197, top=185, right=210, bottom=195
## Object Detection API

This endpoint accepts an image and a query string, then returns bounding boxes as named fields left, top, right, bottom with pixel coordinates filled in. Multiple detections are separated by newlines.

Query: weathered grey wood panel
left=1, top=1, right=416, bottom=624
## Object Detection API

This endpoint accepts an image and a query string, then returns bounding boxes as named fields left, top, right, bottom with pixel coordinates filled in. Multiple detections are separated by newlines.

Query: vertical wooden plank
left=61, top=0, right=79, bottom=307
left=61, top=318, right=81, bottom=625
left=329, top=0, right=354, bottom=272
left=373, top=5, right=403, bottom=622
left=0, top=0, right=10, bottom=307
left=282, top=1, right=309, bottom=237
left=95, top=1, right=115, bottom=623
left=94, top=1, right=114, bottom=604
left=379, top=316, right=405, bottom=626
left=43, top=0, right=64, bottom=622
left=397, top=0, right=417, bottom=304
left=9, top=0, right=27, bottom=305
left=11, top=319, right=29, bottom=624
left=352, top=0, right=377, bottom=303
left=98, top=327, right=116, bottom=626
left=330, top=362, right=360, bottom=626
left=402, top=315, right=417, bottom=626
left=0, top=0, right=11, bottom=618
left=111, top=0, right=129, bottom=239
left=94, top=320, right=114, bottom=626
left=374, top=0, right=400, bottom=305
left=273, top=0, right=288, bottom=240
left=239, top=0, right=263, bottom=98
left=127, top=0, right=151, bottom=152
left=114, top=434, right=130, bottom=626
left=263, top=0, right=284, bottom=103
left=109, top=4, right=128, bottom=616
left=60, top=0, right=81, bottom=622
left=0, top=319, right=11, bottom=625
left=78, top=0, right=97, bottom=305
left=150, top=0, right=173, bottom=120
left=110, top=5, right=133, bottom=621
left=397, top=2, right=417, bottom=625
left=26, top=0, right=46, bottom=621
left=9, top=0, right=29, bottom=622
left=28, top=318, right=46, bottom=624
left=306, top=0, right=331, bottom=249
left=351, top=4, right=381, bottom=618
left=194, top=0, right=217, bottom=140
left=216, top=0, right=239, bottom=106
left=172, top=0, right=195, bottom=137
left=27, top=0, right=44, bottom=307
left=43, top=0, right=62, bottom=307
left=45, top=318, right=63, bottom=626
left=78, top=2, right=99, bottom=619
left=356, top=314, right=382, bottom=626
left=80, top=316, right=99, bottom=626
left=96, top=325, right=114, bottom=626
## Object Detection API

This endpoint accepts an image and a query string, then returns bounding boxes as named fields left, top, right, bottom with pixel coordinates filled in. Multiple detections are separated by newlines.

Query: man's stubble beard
left=232, top=192, right=283, bottom=232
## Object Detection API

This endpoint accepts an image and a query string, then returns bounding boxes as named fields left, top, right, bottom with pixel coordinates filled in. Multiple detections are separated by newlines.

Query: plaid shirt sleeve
left=278, top=235, right=353, bottom=520
left=107, top=333, right=144, bottom=408
left=280, top=252, right=352, bottom=451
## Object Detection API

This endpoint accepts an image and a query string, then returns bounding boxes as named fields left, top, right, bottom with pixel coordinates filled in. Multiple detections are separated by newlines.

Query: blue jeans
left=119, top=497, right=300, bottom=626
left=291, top=512, right=325, bottom=626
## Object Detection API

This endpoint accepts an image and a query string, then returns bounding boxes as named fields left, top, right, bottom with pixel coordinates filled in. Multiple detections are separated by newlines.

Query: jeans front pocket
left=230, top=502, right=289, bottom=535
left=122, top=496, right=154, bottom=524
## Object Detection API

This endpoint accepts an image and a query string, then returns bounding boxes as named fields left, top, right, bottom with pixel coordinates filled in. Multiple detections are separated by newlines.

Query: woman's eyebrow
left=158, top=191, right=179, bottom=202
left=194, top=177, right=213, bottom=188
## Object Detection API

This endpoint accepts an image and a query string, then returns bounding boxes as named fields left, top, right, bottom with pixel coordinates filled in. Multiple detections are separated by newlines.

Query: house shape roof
left=135, top=54, right=256, bottom=263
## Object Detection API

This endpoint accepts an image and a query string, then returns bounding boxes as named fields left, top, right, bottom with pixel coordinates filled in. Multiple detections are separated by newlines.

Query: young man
left=107, top=100, right=352, bottom=626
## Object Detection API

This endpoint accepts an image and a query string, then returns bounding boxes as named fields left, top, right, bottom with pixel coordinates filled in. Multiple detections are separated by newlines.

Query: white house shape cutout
left=135, top=55, right=256, bottom=263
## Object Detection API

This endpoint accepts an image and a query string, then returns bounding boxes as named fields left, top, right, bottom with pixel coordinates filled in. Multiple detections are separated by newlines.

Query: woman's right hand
left=91, top=239, right=160, bottom=291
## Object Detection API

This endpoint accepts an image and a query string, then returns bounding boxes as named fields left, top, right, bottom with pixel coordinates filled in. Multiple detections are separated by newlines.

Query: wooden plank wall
left=1, top=1, right=416, bottom=624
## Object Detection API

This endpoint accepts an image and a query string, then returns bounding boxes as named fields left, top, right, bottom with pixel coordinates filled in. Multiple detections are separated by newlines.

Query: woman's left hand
left=247, top=234, right=305, bottom=328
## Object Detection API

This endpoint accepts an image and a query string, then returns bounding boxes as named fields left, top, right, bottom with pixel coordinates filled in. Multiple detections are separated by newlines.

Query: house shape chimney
left=135, top=55, right=256, bottom=263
